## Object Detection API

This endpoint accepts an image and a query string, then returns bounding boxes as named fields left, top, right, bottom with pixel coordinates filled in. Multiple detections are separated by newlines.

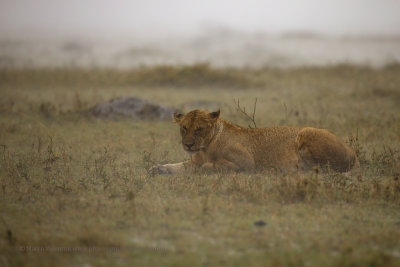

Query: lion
left=152, top=109, right=359, bottom=174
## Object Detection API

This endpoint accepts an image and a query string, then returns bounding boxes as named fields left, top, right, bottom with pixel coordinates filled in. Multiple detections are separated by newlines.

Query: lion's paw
left=149, top=164, right=172, bottom=175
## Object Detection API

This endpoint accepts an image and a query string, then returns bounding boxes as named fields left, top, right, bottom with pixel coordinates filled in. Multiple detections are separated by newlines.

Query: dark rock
left=253, top=220, right=267, bottom=227
left=90, top=97, right=177, bottom=121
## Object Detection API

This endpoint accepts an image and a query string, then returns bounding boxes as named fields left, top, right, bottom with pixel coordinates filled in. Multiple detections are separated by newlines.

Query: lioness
left=153, top=109, right=359, bottom=174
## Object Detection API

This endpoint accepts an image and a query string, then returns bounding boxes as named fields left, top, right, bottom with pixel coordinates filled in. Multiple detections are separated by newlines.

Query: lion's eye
left=195, top=128, right=203, bottom=134
left=182, top=126, right=187, bottom=133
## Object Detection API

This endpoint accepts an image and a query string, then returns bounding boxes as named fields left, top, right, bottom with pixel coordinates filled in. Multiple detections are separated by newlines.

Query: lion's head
left=174, top=109, right=221, bottom=153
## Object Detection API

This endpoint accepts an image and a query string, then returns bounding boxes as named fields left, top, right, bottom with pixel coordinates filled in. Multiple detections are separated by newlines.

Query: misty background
left=1, top=0, right=400, bottom=68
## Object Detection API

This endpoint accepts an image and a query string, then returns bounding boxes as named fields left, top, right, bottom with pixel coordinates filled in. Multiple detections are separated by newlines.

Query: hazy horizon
left=1, top=0, right=400, bottom=68
left=1, top=0, right=400, bottom=40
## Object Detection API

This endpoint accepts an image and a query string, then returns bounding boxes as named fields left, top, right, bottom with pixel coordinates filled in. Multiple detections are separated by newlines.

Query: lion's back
left=216, top=124, right=357, bottom=172
left=216, top=124, right=303, bottom=170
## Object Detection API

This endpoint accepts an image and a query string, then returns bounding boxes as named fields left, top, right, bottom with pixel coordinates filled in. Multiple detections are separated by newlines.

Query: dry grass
left=1, top=64, right=400, bottom=266
left=0, top=63, right=253, bottom=89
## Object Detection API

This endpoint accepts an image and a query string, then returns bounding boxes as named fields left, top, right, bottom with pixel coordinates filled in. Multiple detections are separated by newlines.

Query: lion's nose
left=185, top=142, right=194, bottom=149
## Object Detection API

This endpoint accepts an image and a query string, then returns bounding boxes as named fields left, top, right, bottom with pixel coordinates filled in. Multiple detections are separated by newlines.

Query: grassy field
left=0, top=64, right=400, bottom=266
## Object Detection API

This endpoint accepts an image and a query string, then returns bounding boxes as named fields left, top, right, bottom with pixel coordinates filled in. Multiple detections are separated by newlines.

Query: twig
left=283, top=102, right=288, bottom=122
left=234, top=98, right=258, bottom=128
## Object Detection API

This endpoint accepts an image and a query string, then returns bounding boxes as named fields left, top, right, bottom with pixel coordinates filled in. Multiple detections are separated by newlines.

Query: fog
left=1, top=0, right=400, bottom=67
left=2, top=0, right=400, bottom=37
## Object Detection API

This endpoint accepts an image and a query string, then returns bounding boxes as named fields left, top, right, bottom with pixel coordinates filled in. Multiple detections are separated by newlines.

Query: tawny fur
left=153, top=109, right=359, bottom=174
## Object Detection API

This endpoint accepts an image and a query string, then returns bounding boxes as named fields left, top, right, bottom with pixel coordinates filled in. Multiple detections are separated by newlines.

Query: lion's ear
left=174, top=112, right=184, bottom=124
left=210, top=109, right=220, bottom=120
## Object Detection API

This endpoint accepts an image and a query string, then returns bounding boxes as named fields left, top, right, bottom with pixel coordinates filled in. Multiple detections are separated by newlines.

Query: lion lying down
left=152, top=109, right=359, bottom=174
